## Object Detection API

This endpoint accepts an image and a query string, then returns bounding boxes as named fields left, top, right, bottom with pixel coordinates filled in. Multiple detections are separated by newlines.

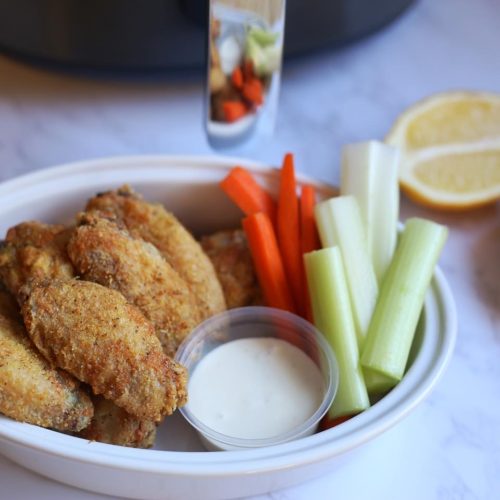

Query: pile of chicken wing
left=0, top=185, right=261, bottom=448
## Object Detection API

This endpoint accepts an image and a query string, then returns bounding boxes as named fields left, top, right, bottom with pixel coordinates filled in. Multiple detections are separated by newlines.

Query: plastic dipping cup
left=175, top=306, right=339, bottom=451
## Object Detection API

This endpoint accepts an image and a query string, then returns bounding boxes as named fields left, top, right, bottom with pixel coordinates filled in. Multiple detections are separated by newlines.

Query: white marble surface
left=0, top=0, right=499, bottom=498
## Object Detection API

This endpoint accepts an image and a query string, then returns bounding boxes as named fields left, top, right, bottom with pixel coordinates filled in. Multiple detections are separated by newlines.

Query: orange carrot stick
left=220, top=167, right=277, bottom=225
left=300, top=184, right=321, bottom=322
left=300, top=185, right=321, bottom=254
left=222, top=101, right=247, bottom=123
left=231, top=66, right=243, bottom=89
left=242, top=78, right=264, bottom=105
left=242, top=212, right=296, bottom=314
left=318, top=414, right=353, bottom=431
left=277, top=153, right=304, bottom=316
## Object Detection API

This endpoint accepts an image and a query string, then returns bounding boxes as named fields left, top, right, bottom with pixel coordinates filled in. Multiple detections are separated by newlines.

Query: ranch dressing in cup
left=187, top=337, right=324, bottom=440
left=176, top=307, right=338, bottom=450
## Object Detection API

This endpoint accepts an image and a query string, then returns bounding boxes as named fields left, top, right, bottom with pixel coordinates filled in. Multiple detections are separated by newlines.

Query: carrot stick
left=231, top=67, right=243, bottom=89
left=242, top=78, right=264, bottom=105
left=277, top=153, right=304, bottom=316
left=222, top=101, right=247, bottom=123
left=318, top=414, right=353, bottom=431
left=300, top=185, right=321, bottom=254
left=220, top=167, right=277, bottom=225
left=242, top=212, right=296, bottom=314
left=300, top=184, right=321, bottom=322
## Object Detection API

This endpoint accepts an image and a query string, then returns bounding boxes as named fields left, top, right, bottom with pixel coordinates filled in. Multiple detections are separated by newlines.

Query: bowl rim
left=0, top=154, right=457, bottom=477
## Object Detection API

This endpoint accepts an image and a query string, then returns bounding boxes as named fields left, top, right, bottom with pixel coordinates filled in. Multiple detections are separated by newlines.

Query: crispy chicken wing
left=80, top=395, right=157, bottom=448
left=0, top=222, right=74, bottom=300
left=0, top=290, right=93, bottom=431
left=200, top=229, right=262, bottom=309
left=67, top=212, right=201, bottom=355
left=21, top=279, right=187, bottom=422
left=86, top=185, right=226, bottom=319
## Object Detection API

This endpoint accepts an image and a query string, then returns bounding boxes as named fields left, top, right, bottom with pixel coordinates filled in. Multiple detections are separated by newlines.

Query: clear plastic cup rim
left=175, top=306, right=339, bottom=450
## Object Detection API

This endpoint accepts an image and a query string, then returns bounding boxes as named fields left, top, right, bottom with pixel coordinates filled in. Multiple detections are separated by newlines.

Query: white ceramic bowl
left=0, top=156, right=457, bottom=500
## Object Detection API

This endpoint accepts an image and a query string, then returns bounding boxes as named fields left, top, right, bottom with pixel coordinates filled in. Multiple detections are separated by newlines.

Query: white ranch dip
left=187, top=337, right=324, bottom=440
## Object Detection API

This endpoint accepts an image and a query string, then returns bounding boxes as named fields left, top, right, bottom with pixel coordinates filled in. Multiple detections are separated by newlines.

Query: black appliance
left=0, top=0, right=416, bottom=72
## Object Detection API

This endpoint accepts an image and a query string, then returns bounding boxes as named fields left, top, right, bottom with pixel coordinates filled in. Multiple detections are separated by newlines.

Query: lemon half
left=386, top=91, right=500, bottom=210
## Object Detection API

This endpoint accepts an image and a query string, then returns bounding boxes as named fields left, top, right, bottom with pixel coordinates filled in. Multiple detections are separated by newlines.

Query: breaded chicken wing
left=86, top=185, right=226, bottom=319
left=200, top=229, right=262, bottom=309
left=21, top=279, right=187, bottom=422
left=0, top=290, right=93, bottom=431
left=80, top=395, right=157, bottom=448
left=0, top=222, right=74, bottom=300
left=67, top=212, right=201, bottom=355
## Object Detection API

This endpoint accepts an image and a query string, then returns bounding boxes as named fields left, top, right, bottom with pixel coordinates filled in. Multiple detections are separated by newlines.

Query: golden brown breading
left=0, top=290, right=93, bottom=432
left=0, top=222, right=74, bottom=300
left=200, top=229, right=263, bottom=309
left=79, top=396, right=157, bottom=448
left=21, top=279, right=187, bottom=422
left=86, top=185, right=226, bottom=319
left=67, top=212, right=201, bottom=356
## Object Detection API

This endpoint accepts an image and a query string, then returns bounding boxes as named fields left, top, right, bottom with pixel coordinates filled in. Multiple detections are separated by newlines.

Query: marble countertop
left=0, top=0, right=498, bottom=498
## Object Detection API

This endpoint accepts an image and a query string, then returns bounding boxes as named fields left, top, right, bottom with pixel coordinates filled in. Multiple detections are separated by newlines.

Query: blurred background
left=0, top=0, right=498, bottom=184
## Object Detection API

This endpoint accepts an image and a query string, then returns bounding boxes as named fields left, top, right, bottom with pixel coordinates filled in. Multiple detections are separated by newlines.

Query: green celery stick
left=363, top=368, right=398, bottom=395
left=341, top=141, right=400, bottom=284
left=361, top=218, right=448, bottom=382
left=304, top=247, right=370, bottom=419
left=248, top=27, right=279, bottom=47
left=315, top=196, right=378, bottom=349
left=245, top=37, right=281, bottom=77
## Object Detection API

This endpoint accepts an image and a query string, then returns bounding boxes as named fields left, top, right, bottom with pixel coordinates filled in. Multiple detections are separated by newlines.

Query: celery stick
left=341, top=141, right=400, bottom=284
left=315, top=196, right=378, bottom=349
left=304, top=247, right=370, bottom=419
left=248, top=27, right=279, bottom=47
left=363, top=368, right=398, bottom=395
left=361, top=218, right=448, bottom=382
left=246, top=36, right=281, bottom=76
